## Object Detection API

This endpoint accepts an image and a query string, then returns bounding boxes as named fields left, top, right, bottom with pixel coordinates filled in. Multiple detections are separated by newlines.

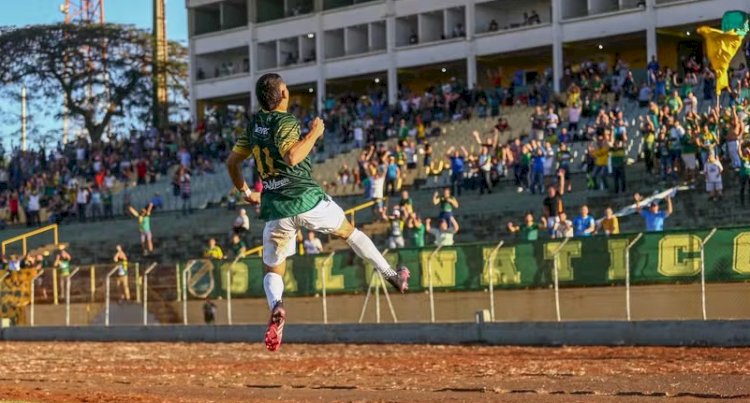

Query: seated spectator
left=507, top=212, right=540, bottom=242
left=488, top=19, right=499, bottom=32
left=573, top=205, right=596, bottom=237
left=599, top=207, right=620, bottom=236
left=229, top=234, right=247, bottom=259
left=303, top=231, right=324, bottom=255
left=426, top=216, right=459, bottom=246
left=551, top=211, right=574, bottom=239
left=204, top=238, right=224, bottom=260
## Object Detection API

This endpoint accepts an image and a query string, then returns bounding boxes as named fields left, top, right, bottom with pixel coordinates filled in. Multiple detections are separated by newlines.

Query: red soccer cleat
left=386, top=266, right=410, bottom=293
left=264, top=301, right=286, bottom=352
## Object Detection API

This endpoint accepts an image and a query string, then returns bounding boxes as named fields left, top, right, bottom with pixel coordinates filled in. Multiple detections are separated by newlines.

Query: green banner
left=181, top=227, right=750, bottom=299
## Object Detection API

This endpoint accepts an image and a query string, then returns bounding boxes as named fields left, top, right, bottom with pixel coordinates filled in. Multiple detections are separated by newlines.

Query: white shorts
left=262, top=198, right=345, bottom=266
left=682, top=154, right=698, bottom=170
left=706, top=181, right=723, bottom=192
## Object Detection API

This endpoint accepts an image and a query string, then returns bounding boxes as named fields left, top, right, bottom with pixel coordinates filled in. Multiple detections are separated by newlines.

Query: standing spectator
left=136, top=158, right=148, bottom=185
left=204, top=238, right=224, bottom=259
left=478, top=146, right=493, bottom=195
left=179, top=167, right=192, bottom=215
left=203, top=297, right=217, bottom=325
left=542, top=186, right=564, bottom=234
left=433, top=188, right=459, bottom=224
left=370, top=167, right=386, bottom=216
left=27, top=189, right=40, bottom=227
left=233, top=208, right=250, bottom=236
left=8, top=191, right=19, bottom=224
left=704, top=154, right=724, bottom=201
left=530, top=148, right=546, bottom=194
left=634, top=193, right=673, bottom=232
left=54, top=244, right=72, bottom=301
left=426, top=216, right=459, bottom=246
left=507, top=212, right=540, bottom=242
left=599, top=207, right=620, bottom=236
left=739, top=144, right=750, bottom=206
left=76, top=186, right=90, bottom=222
left=573, top=205, right=596, bottom=237
left=446, top=146, right=467, bottom=196
left=557, top=143, right=573, bottom=194
left=102, top=188, right=114, bottom=219
left=90, top=187, right=103, bottom=221
left=530, top=106, right=546, bottom=141
left=128, top=203, right=154, bottom=256
left=590, top=136, right=609, bottom=191
left=610, top=139, right=627, bottom=194
left=113, top=245, right=130, bottom=303
left=385, top=156, right=400, bottom=196
left=398, top=190, right=414, bottom=216
left=303, top=231, right=324, bottom=255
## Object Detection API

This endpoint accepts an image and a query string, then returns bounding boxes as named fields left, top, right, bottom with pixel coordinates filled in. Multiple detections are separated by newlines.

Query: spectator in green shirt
left=406, top=213, right=426, bottom=248
left=507, top=212, right=540, bottom=241
left=230, top=234, right=247, bottom=259
left=740, top=144, right=750, bottom=207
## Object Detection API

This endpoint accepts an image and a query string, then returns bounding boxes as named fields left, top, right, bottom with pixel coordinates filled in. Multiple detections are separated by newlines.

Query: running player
left=226, top=73, right=410, bottom=352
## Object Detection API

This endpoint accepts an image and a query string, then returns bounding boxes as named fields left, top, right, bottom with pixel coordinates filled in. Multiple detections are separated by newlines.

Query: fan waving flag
left=697, top=26, right=744, bottom=95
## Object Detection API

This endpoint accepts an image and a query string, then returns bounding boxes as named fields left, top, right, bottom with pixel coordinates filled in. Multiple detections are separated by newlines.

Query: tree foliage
left=0, top=23, right=188, bottom=144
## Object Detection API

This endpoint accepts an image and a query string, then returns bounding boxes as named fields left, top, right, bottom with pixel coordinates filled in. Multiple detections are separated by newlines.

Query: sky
left=0, top=0, right=187, bottom=41
left=0, top=0, right=188, bottom=151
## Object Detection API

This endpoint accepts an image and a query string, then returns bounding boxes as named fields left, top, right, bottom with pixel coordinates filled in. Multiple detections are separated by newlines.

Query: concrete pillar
left=467, top=54, right=477, bottom=89
left=248, top=3, right=258, bottom=111
left=645, top=0, right=657, bottom=63
left=465, top=0, right=477, bottom=89
left=316, top=9, right=326, bottom=112
left=385, top=0, right=398, bottom=104
left=551, top=0, right=564, bottom=93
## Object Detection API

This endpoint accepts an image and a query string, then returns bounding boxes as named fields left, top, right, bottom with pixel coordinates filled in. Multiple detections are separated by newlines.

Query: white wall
left=369, top=21, right=387, bottom=51
left=325, top=29, right=346, bottom=59
left=588, top=0, right=619, bottom=15
left=257, top=41, right=278, bottom=70
left=193, top=27, right=249, bottom=55
left=419, top=11, right=444, bottom=43
left=346, top=25, right=369, bottom=55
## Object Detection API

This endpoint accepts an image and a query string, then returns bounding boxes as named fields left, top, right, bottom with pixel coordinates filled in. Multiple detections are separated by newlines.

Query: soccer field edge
left=2, top=321, right=750, bottom=347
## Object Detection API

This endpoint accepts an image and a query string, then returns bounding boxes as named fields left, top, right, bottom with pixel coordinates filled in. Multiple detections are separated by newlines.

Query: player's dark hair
left=256, top=73, right=285, bottom=111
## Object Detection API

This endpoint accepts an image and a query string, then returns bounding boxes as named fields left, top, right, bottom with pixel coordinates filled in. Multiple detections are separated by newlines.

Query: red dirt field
left=0, top=342, right=748, bottom=402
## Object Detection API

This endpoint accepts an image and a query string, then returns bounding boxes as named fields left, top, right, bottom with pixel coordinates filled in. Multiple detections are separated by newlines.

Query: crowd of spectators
left=0, top=108, right=242, bottom=228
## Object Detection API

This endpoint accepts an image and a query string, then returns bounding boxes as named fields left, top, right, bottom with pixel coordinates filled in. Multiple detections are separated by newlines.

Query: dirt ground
left=0, top=342, right=748, bottom=402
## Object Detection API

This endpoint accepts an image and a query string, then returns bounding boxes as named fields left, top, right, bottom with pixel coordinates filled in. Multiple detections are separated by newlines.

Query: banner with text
left=180, top=227, right=750, bottom=299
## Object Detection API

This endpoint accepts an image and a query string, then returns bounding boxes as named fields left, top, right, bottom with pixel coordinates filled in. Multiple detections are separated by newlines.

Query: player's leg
left=299, top=198, right=410, bottom=292
left=261, top=218, right=297, bottom=352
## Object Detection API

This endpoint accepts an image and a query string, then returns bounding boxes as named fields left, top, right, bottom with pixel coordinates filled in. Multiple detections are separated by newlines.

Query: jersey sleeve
left=232, top=125, right=253, bottom=157
left=275, top=115, right=301, bottom=158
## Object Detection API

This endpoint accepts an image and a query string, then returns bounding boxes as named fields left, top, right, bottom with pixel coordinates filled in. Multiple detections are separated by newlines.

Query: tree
left=0, top=23, right=188, bottom=144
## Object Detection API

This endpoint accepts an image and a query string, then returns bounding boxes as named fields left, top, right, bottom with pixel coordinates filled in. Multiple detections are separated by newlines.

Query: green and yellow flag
left=698, top=26, right=744, bottom=95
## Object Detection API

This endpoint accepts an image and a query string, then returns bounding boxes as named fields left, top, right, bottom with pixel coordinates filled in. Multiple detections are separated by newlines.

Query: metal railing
left=17, top=228, right=736, bottom=326
left=1, top=224, right=59, bottom=256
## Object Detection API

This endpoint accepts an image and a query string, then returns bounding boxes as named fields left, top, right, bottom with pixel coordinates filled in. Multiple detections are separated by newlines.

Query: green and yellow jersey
left=233, top=110, right=325, bottom=220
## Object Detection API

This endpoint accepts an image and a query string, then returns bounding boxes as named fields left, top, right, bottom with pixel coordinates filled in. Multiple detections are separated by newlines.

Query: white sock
left=263, top=272, right=284, bottom=311
left=346, top=229, right=397, bottom=277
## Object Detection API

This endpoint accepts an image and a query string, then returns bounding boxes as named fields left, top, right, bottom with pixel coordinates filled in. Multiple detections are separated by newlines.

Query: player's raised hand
left=245, top=191, right=261, bottom=205
left=309, top=117, right=325, bottom=139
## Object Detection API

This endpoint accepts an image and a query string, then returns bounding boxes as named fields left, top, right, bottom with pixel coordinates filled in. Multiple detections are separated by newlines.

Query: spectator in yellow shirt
left=599, top=207, right=620, bottom=236
left=203, top=238, right=224, bottom=260
left=590, top=135, right=610, bottom=190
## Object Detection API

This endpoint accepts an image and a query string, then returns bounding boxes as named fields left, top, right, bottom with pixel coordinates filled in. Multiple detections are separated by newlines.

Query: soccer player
left=226, top=73, right=410, bottom=352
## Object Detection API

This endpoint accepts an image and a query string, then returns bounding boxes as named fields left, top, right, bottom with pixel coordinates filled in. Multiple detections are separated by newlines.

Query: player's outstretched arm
left=285, top=117, right=324, bottom=166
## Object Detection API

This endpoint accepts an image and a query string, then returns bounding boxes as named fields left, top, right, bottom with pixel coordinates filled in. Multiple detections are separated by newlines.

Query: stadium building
left=187, top=0, right=735, bottom=119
